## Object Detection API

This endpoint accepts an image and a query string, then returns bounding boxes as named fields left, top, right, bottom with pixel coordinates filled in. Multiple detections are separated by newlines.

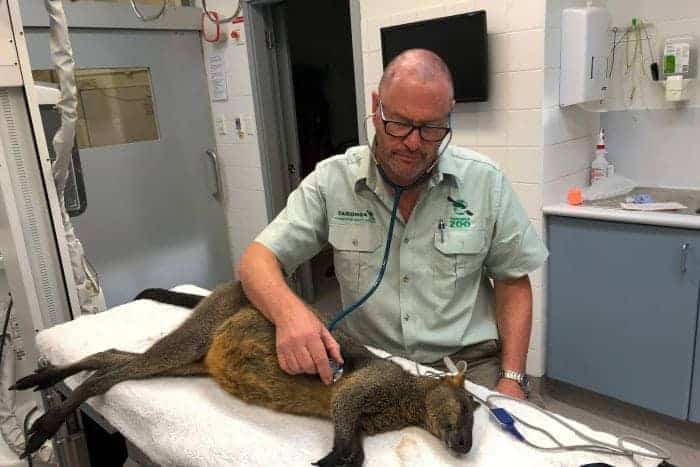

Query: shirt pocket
left=328, top=223, right=382, bottom=293
left=432, top=229, right=488, bottom=302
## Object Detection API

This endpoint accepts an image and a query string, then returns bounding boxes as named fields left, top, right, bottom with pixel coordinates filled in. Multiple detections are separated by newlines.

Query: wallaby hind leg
left=10, top=349, right=138, bottom=392
left=22, top=280, right=246, bottom=458
left=157, top=361, right=208, bottom=377
left=22, top=350, right=211, bottom=458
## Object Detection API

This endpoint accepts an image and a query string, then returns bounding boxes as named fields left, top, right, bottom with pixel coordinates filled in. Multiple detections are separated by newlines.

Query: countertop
left=543, top=187, right=700, bottom=230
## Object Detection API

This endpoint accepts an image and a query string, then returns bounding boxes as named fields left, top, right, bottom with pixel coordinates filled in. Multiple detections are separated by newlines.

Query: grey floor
left=310, top=256, right=700, bottom=467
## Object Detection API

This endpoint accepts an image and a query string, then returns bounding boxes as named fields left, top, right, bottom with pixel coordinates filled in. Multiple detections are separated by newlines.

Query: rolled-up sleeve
left=254, top=166, right=329, bottom=276
left=484, top=174, right=548, bottom=280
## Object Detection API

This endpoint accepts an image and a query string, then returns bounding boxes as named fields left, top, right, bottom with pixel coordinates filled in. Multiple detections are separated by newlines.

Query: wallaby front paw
left=10, top=365, right=61, bottom=391
left=312, top=449, right=363, bottom=467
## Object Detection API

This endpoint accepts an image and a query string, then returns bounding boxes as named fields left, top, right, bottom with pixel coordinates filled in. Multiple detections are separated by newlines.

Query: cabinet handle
left=681, top=243, right=690, bottom=273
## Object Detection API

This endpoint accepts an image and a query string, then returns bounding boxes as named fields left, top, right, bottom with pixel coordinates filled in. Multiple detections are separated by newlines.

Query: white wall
left=360, top=0, right=549, bottom=375
left=543, top=0, right=601, bottom=207
left=600, top=0, right=700, bottom=189
left=196, top=0, right=268, bottom=277
left=603, top=108, right=700, bottom=189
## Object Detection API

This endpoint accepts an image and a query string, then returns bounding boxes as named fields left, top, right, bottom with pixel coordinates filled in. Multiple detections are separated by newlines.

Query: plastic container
left=590, top=128, right=610, bottom=185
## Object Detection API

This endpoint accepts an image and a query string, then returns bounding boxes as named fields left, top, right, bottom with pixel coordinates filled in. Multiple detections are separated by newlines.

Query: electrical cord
left=382, top=352, right=672, bottom=463
left=0, top=296, right=35, bottom=467
left=0, top=295, right=13, bottom=373
left=202, top=0, right=241, bottom=24
left=480, top=393, right=671, bottom=461
left=129, top=0, right=167, bottom=22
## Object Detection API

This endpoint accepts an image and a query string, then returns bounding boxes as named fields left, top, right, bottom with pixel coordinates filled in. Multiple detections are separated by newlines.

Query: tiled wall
left=196, top=0, right=268, bottom=276
left=543, top=0, right=600, bottom=208
left=600, top=0, right=700, bottom=189
left=544, top=0, right=700, bottom=196
left=360, top=0, right=549, bottom=375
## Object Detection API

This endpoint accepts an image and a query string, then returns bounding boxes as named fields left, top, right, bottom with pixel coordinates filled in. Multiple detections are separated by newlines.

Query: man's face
left=371, top=78, right=453, bottom=188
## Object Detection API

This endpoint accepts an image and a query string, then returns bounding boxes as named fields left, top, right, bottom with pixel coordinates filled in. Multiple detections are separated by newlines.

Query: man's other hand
left=495, top=377, right=526, bottom=399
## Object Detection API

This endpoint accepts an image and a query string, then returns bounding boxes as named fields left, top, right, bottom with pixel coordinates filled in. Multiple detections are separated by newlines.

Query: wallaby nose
left=450, top=433, right=472, bottom=453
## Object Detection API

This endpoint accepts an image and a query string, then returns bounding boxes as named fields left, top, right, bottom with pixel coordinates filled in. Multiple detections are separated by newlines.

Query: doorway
left=246, top=0, right=364, bottom=309
left=286, top=0, right=359, bottom=310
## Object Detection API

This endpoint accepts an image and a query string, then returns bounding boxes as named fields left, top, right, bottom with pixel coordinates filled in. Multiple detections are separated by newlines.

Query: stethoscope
left=325, top=113, right=452, bottom=332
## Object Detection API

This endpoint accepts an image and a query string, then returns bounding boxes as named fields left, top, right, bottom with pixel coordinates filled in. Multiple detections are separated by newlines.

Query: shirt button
left=404, top=315, right=410, bottom=321
left=403, top=237, right=409, bottom=244
left=352, top=239, right=358, bottom=247
left=402, top=275, right=409, bottom=283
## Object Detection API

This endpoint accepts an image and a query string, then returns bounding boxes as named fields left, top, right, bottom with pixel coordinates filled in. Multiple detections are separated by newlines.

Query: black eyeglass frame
left=378, top=101, right=452, bottom=143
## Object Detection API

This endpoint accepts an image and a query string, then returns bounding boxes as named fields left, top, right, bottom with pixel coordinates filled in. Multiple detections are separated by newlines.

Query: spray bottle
left=590, top=128, right=611, bottom=185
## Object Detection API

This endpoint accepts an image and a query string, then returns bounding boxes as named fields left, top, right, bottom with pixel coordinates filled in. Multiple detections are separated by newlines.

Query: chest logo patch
left=447, top=196, right=474, bottom=229
left=333, top=209, right=376, bottom=224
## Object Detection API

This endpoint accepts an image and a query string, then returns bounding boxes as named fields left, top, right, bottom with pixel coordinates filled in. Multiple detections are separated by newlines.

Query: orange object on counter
left=567, top=188, right=583, bottom=205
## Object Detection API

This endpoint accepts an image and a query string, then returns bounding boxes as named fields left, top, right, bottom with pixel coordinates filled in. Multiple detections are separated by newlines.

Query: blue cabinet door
left=689, top=242, right=700, bottom=423
left=546, top=216, right=699, bottom=419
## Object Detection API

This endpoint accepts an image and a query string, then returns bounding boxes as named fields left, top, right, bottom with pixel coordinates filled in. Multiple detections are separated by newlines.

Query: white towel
left=34, top=285, right=659, bottom=467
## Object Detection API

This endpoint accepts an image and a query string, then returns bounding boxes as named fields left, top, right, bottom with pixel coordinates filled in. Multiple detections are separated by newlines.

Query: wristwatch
left=498, top=368, right=531, bottom=393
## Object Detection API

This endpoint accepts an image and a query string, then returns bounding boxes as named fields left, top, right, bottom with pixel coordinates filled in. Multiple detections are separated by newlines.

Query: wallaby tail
left=134, top=288, right=205, bottom=309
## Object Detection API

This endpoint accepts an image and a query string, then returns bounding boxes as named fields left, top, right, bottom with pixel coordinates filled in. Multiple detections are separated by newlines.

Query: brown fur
left=12, top=281, right=476, bottom=466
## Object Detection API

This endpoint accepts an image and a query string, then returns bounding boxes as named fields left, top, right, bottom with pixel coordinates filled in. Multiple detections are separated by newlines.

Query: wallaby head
left=423, top=369, right=476, bottom=455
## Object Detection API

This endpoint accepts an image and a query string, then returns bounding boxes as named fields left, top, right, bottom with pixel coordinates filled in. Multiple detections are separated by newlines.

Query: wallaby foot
left=21, top=409, right=67, bottom=459
left=10, top=349, right=138, bottom=392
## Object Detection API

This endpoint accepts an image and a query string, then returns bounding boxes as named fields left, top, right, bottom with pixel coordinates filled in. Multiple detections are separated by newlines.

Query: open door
left=245, top=0, right=364, bottom=303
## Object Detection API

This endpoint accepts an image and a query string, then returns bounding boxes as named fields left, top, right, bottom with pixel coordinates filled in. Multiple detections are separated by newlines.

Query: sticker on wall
left=208, top=53, right=228, bottom=102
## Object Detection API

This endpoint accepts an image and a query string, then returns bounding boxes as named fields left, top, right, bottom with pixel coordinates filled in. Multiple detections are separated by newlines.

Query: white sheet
left=34, top=285, right=659, bottom=467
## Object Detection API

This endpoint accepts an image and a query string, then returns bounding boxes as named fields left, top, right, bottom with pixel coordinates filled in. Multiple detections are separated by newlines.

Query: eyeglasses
left=378, top=101, right=451, bottom=143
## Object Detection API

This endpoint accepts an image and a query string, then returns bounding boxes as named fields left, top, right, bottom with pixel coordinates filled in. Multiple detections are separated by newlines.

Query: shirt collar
left=353, top=145, right=460, bottom=193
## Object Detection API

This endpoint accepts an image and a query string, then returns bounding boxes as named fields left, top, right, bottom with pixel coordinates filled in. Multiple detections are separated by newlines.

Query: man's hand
left=275, top=306, right=343, bottom=385
left=495, top=377, right=526, bottom=399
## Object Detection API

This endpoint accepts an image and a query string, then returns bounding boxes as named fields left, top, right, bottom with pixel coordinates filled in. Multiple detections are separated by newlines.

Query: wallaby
left=12, top=281, right=476, bottom=466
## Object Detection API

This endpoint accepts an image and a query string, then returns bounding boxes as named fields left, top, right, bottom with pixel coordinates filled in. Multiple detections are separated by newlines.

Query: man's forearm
left=237, top=242, right=305, bottom=327
left=493, top=276, right=533, bottom=373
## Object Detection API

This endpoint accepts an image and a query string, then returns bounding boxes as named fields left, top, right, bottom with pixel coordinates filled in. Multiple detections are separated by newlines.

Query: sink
left=584, top=186, right=700, bottom=216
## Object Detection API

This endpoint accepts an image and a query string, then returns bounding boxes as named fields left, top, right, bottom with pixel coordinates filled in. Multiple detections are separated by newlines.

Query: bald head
left=379, top=49, right=454, bottom=101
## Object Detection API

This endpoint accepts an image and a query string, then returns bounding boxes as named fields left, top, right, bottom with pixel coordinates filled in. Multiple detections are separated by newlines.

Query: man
left=238, top=49, right=548, bottom=399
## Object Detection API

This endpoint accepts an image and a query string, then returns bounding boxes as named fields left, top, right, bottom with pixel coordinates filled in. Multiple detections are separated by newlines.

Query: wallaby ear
left=442, top=357, right=467, bottom=388
left=445, top=369, right=466, bottom=388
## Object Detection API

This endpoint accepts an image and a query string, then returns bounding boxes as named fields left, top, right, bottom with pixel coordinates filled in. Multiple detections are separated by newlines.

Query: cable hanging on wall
left=129, top=0, right=167, bottom=22
left=202, top=0, right=241, bottom=24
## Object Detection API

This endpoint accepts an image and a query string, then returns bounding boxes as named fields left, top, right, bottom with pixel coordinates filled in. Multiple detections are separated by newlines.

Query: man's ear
left=371, top=90, right=380, bottom=116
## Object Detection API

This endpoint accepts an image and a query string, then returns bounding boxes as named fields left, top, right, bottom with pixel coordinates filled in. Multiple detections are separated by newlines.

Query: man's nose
left=403, top=127, right=422, bottom=152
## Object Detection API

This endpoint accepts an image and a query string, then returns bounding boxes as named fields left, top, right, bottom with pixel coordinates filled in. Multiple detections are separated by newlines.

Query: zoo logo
left=447, top=197, right=473, bottom=229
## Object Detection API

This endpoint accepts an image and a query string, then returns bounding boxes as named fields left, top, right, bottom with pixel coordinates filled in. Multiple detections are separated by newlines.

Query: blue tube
left=326, top=186, right=404, bottom=331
